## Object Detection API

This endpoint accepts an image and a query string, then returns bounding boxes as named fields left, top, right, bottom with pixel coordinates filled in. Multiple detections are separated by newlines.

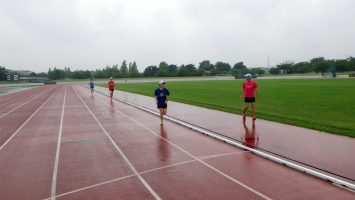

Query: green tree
left=156, top=61, right=169, bottom=77
left=0, top=66, right=6, bottom=81
left=178, top=64, right=198, bottom=76
left=112, top=64, right=121, bottom=78
left=215, top=62, right=231, bottom=74
left=293, top=62, right=311, bottom=73
left=276, top=62, right=294, bottom=74
left=143, top=66, right=158, bottom=77
left=334, top=59, right=349, bottom=72
left=251, top=68, right=265, bottom=77
left=314, top=61, right=331, bottom=76
left=269, top=67, right=279, bottom=74
left=48, top=67, right=65, bottom=80
left=167, top=64, right=178, bottom=76
left=64, top=67, right=73, bottom=79
left=233, top=62, right=247, bottom=78
left=347, top=57, right=355, bottom=71
left=128, top=61, right=140, bottom=77
left=198, top=60, right=214, bottom=75
left=120, top=61, right=128, bottom=77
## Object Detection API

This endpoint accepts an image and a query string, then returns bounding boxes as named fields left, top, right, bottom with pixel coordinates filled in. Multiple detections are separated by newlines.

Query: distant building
left=5, top=72, right=21, bottom=82
left=20, top=76, right=48, bottom=83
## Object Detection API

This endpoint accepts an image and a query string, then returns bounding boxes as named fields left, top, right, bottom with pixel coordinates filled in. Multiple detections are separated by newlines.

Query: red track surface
left=0, top=85, right=354, bottom=200
left=115, top=90, right=355, bottom=181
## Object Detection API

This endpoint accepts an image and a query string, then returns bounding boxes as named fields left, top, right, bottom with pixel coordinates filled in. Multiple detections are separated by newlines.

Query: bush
left=349, top=73, right=355, bottom=77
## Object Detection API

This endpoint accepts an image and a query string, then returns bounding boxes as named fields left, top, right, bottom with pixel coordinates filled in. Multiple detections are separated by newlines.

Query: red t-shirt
left=243, top=81, right=258, bottom=97
left=108, top=80, right=115, bottom=90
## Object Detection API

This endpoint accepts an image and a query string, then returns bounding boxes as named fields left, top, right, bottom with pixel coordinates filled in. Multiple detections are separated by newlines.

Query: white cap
left=159, top=80, right=165, bottom=84
left=244, top=74, right=252, bottom=78
left=110, top=77, right=113, bottom=79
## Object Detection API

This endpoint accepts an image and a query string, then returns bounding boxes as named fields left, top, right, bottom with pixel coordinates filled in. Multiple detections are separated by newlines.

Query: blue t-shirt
left=155, top=88, right=170, bottom=105
left=89, top=82, right=95, bottom=88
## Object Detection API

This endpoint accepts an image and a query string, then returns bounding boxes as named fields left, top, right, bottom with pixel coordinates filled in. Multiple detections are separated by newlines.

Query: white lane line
left=50, top=86, right=67, bottom=200
left=44, top=174, right=137, bottom=200
left=45, top=149, right=250, bottom=199
left=61, top=136, right=108, bottom=143
left=0, top=88, right=50, bottom=119
left=73, top=87, right=162, bottom=200
left=198, top=151, right=249, bottom=160
left=0, top=86, right=44, bottom=107
left=89, top=88, right=271, bottom=200
left=0, top=87, right=58, bottom=152
left=0, top=92, right=33, bottom=107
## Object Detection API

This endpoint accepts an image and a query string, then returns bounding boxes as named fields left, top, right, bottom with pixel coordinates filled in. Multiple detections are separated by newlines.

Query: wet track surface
left=111, top=88, right=355, bottom=182
left=0, top=85, right=354, bottom=200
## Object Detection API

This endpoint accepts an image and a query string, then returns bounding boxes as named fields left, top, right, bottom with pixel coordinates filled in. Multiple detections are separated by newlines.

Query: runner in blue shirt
left=89, top=78, right=95, bottom=95
left=155, top=80, right=170, bottom=125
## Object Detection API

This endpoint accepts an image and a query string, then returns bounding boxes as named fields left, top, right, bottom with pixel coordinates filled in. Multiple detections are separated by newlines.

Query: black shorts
left=157, top=103, right=167, bottom=109
left=244, top=97, right=255, bottom=103
left=109, top=89, right=114, bottom=92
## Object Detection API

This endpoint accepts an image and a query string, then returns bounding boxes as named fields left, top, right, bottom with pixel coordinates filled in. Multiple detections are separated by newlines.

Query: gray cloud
left=1, top=0, right=354, bottom=72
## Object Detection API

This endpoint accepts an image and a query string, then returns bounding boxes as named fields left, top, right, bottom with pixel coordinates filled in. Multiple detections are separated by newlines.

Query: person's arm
left=240, top=84, right=245, bottom=100
left=154, top=90, right=158, bottom=103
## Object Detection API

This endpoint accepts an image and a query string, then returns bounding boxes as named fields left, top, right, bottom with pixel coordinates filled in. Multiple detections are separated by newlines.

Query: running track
left=0, top=85, right=354, bottom=200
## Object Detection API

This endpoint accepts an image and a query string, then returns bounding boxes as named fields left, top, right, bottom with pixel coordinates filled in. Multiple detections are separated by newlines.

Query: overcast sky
left=1, top=0, right=354, bottom=72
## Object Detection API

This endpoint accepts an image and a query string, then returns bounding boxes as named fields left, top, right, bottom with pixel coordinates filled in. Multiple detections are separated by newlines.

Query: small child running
left=155, top=80, right=170, bottom=125
left=108, top=77, right=115, bottom=99
left=89, top=78, right=95, bottom=94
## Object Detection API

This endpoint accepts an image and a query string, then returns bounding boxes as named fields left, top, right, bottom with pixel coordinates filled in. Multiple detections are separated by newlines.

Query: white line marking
left=50, top=86, right=67, bottom=200
left=198, top=151, right=249, bottom=160
left=44, top=174, right=137, bottom=200
left=0, top=88, right=50, bottom=119
left=61, top=136, right=108, bottom=143
left=0, top=87, right=57, bottom=152
left=88, top=87, right=271, bottom=200
left=0, top=86, right=43, bottom=107
left=93, top=86, right=355, bottom=192
left=45, top=149, right=249, bottom=199
left=73, top=86, right=162, bottom=200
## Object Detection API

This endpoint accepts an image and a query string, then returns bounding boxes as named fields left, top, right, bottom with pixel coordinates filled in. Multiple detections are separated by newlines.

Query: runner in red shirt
left=108, top=77, right=115, bottom=99
left=240, top=74, right=259, bottom=123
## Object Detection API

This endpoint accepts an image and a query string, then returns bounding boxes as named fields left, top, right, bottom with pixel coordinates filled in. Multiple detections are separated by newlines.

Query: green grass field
left=100, top=79, right=355, bottom=137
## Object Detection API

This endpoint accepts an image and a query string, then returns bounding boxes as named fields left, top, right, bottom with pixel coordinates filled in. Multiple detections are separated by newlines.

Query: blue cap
left=244, top=74, right=252, bottom=78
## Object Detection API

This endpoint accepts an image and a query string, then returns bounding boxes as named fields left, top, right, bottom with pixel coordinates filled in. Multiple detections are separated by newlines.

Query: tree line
left=45, top=60, right=266, bottom=80
left=2, top=56, right=355, bottom=81
left=269, top=57, right=355, bottom=75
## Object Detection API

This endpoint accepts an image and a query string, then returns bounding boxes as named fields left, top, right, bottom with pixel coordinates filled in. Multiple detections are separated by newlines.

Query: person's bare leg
left=163, top=108, right=167, bottom=115
left=251, top=102, right=256, bottom=120
left=160, top=108, right=164, bottom=125
left=242, top=103, right=249, bottom=124
left=243, top=104, right=249, bottom=113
